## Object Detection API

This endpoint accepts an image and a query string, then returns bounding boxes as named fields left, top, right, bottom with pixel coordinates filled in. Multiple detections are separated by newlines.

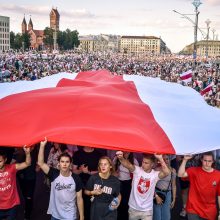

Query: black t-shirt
left=85, top=173, right=120, bottom=203
left=72, top=150, right=102, bottom=185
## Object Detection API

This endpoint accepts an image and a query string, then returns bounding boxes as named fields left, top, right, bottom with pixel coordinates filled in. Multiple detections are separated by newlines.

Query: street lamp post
left=173, top=0, right=202, bottom=62
left=192, top=0, right=202, bottom=60
left=205, top=19, right=211, bottom=59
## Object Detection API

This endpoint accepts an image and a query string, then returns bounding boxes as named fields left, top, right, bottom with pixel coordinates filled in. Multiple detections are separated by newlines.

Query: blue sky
left=0, top=0, right=219, bottom=52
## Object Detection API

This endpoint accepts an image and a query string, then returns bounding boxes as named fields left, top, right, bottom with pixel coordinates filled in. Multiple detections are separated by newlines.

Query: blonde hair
left=98, top=156, right=115, bottom=174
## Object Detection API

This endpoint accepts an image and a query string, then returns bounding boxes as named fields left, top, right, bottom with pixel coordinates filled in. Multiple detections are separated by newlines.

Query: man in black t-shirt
left=72, top=146, right=102, bottom=220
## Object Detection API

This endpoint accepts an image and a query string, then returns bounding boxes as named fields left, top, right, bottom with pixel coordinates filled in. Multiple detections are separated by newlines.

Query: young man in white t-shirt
left=116, top=152, right=170, bottom=220
left=38, top=138, right=84, bottom=220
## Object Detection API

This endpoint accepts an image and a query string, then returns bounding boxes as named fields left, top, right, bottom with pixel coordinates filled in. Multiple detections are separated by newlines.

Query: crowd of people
left=0, top=50, right=220, bottom=108
left=1, top=50, right=220, bottom=219
left=1, top=142, right=220, bottom=220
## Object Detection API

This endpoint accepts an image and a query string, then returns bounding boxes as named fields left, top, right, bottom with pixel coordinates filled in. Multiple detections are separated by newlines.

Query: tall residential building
left=0, top=15, right=10, bottom=52
left=119, top=36, right=170, bottom=54
left=50, top=8, right=60, bottom=31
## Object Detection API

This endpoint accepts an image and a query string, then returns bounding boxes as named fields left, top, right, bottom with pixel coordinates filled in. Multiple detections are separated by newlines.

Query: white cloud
left=205, top=0, right=220, bottom=6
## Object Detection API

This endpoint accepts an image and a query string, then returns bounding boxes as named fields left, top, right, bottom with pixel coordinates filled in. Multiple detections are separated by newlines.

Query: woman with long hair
left=85, top=156, right=121, bottom=220
left=153, top=155, right=177, bottom=220
left=113, top=151, right=139, bottom=220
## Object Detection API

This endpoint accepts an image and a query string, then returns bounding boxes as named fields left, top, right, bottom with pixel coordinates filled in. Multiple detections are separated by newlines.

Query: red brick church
left=21, top=8, right=60, bottom=50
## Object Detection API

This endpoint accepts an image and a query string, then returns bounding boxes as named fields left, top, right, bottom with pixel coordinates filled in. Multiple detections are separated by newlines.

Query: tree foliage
left=22, top=32, right=31, bottom=49
left=10, top=31, right=30, bottom=50
left=44, top=27, right=79, bottom=50
left=43, top=27, right=54, bottom=50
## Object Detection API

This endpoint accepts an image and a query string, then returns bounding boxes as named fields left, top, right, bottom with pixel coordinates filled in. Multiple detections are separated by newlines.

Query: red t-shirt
left=0, top=164, right=20, bottom=209
left=186, top=167, right=220, bottom=220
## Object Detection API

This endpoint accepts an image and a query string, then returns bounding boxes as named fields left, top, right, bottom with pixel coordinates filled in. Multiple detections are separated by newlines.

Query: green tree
left=10, top=31, right=16, bottom=49
left=57, top=31, right=64, bottom=50
left=21, top=32, right=31, bottom=49
left=71, top=30, right=80, bottom=49
left=13, top=34, right=23, bottom=50
left=57, top=29, right=80, bottom=50
left=43, top=27, right=54, bottom=50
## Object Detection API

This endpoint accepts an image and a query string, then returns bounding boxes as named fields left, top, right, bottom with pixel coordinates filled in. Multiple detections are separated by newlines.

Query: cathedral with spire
left=21, top=8, right=60, bottom=49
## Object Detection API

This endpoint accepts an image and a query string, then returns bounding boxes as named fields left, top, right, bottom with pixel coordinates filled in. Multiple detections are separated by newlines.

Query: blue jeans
left=153, top=190, right=171, bottom=220
left=0, top=206, right=17, bottom=220
left=51, top=217, right=60, bottom=220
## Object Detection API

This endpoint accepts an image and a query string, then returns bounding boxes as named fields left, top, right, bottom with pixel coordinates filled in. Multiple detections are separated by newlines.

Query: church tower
left=28, top=16, right=33, bottom=31
left=21, top=15, right=27, bottom=34
left=50, top=7, right=60, bottom=31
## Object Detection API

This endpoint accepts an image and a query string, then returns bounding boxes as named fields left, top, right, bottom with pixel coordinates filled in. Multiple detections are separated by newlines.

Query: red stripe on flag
left=180, top=73, right=192, bottom=81
left=0, top=70, right=175, bottom=154
left=200, top=84, right=212, bottom=96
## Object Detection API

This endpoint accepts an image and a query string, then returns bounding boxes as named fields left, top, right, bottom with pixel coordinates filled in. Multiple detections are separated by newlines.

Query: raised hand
left=40, top=137, right=47, bottom=146
left=116, top=151, right=123, bottom=159
left=23, top=145, right=30, bottom=154
left=183, top=155, right=193, bottom=161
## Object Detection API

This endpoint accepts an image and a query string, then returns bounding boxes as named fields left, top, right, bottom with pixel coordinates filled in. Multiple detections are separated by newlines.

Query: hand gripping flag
left=0, top=70, right=220, bottom=155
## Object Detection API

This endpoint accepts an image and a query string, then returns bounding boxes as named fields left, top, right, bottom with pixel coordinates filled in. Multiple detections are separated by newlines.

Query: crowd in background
left=0, top=50, right=220, bottom=108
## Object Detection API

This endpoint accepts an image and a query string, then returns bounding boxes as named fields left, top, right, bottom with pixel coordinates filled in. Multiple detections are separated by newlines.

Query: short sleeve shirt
left=186, top=167, right=220, bottom=220
left=0, top=164, right=20, bottom=209
left=129, top=166, right=160, bottom=212
left=47, top=168, right=83, bottom=220
left=86, top=173, right=120, bottom=203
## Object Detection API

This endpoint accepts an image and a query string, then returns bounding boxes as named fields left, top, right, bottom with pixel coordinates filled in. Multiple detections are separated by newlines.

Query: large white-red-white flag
left=0, top=70, right=220, bottom=155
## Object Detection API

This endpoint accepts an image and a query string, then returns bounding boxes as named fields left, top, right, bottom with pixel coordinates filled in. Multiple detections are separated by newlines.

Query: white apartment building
left=120, top=36, right=170, bottom=55
left=181, top=40, right=220, bottom=58
left=79, top=34, right=120, bottom=52
left=0, top=16, right=10, bottom=52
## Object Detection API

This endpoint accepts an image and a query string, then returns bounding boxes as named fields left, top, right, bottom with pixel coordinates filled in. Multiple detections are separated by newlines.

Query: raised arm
left=37, top=138, right=50, bottom=174
left=16, top=146, right=31, bottom=170
left=154, top=154, right=170, bottom=179
left=170, top=168, right=177, bottom=209
left=178, top=155, right=192, bottom=178
left=116, top=151, right=135, bottom=172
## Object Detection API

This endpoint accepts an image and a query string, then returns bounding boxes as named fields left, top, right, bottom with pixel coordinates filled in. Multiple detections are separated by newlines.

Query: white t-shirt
left=47, top=168, right=82, bottom=220
left=129, top=166, right=160, bottom=212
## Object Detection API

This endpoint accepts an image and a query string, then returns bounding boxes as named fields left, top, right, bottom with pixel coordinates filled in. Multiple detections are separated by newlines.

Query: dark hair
left=200, top=151, right=215, bottom=161
left=0, top=150, right=7, bottom=159
left=115, top=152, right=134, bottom=171
left=143, top=153, right=155, bottom=163
left=58, top=152, right=72, bottom=163
left=52, top=143, right=67, bottom=153
left=199, top=151, right=215, bottom=168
